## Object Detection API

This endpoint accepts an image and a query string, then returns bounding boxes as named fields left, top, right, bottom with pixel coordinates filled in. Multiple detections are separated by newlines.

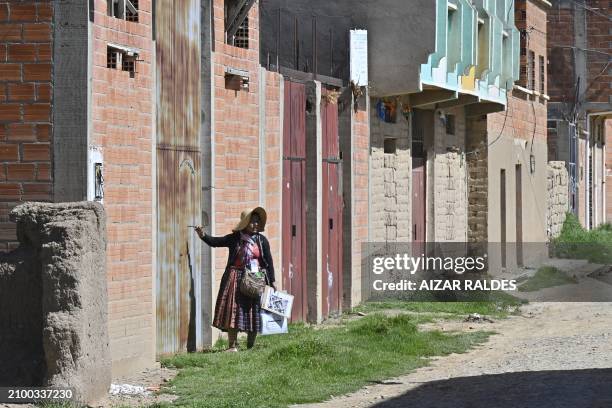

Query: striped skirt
left=213, top=267, right=261, bottom=333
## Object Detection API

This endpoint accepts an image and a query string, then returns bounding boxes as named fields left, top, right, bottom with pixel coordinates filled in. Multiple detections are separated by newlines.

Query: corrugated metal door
left=155, top=0, right=202, bottom=355
left=282, top=81, right=307, bottom=322
left=321, top=90, right=343, bottom=318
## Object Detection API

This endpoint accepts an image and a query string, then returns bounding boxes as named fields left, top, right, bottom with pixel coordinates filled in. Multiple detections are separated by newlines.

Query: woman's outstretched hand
left=194, top=226, right=204, bottom=239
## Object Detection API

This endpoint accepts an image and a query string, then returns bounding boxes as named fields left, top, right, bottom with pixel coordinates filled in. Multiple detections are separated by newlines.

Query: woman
left=195, top=207, right=276, bottom=351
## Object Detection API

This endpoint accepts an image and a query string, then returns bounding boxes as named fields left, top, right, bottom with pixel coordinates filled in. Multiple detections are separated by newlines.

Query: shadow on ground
left=372, top=368, right=612, bottom=408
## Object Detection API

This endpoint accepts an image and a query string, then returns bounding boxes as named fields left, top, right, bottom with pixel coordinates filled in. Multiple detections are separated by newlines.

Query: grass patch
left=158, top=314, right=492, bottom=408
left=518, top=266, right=578, bottom=292
left=552, top=213, right=612, bottom=263
left=354, top=291, right=524, bottom=318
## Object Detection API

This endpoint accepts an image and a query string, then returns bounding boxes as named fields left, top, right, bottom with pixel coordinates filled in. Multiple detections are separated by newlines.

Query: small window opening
left=225, top=0, right=250, bottom=49
left=384, top=138, right=397, bottom=154
left=108, top=0, right=139, bottom=22
left=445, top=114, right=456, bottom=135
left=107, top=47, right=119, bottom=68
left=539, top=55, right=545, bottom=94
left=528, top=51, right=535, bottom=90
left=107, top=45, right=138, bottom=78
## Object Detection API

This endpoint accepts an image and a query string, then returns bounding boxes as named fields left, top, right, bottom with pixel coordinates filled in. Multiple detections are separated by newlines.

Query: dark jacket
left=201, top=231, right=275, bottom=284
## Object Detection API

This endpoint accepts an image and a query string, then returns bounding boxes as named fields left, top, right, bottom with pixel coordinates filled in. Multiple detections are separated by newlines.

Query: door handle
left=413, top=224, right=417, bottom=241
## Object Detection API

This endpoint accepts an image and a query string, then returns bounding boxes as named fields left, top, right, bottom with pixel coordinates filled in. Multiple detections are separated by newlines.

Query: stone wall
left=369, top=101, right=410, bottom=242
left=0, top=202, right=110, bottom=404
left=548, top=161, right=569, bottom=238
left=430, top=106, right=468, bottom=242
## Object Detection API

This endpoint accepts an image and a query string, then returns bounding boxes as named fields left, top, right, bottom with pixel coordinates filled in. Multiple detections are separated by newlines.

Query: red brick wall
left=351, top=104, right=369, bottom=305
left=264, top=70, right=282, bottom=285
left=212, top=0, right=262, bottom=281
left=585, top=0, right=611, bottom=103
left=0, top=1, right=53, bottom=251
left=90, top=0, right=155, bottom=374
left=548, top=0, right=611, bottom=104
left=547, top=5, right=575, bottom=103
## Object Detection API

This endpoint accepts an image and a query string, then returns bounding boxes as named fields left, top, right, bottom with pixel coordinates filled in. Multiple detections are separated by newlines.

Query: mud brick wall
left=0, top=202, right=109, bottom=404
left=548, top=161, right=569, bottom=238
left=0, top=1, right=54, bottom=251
left=466, top=116, right=488, bottom=243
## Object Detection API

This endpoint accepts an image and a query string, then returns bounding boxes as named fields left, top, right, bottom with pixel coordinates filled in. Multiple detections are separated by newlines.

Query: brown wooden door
left=412, top=158, right=426, bottom=244
left=282, top=81, right=307, bottom=322
left=321, top=90, right=343, bottom=318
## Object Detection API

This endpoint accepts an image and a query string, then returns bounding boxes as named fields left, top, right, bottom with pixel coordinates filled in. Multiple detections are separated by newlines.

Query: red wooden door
left=412, top=158, right=426, bottom=259
left=321, top=90, right=343, bottom=318
left=282, top=81, right=307, bottom=322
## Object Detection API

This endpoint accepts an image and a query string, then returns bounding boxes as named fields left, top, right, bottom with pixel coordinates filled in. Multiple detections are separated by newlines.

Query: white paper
left=261, top=286, right=294, bottom=318
left=260, top=310, right=288, bottom=335
left=350, top=30, right=368, bottom=87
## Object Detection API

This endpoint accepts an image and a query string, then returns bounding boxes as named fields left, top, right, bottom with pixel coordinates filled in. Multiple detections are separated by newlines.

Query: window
left=107, top=45, right=138, bottom=78
left=225, top=0, right=251, bottom=49
left=107, top=0, right=139, bottom=22
left=445, top=114, right=456, bottom=136
left=384, top=138, right=397, bottom=154
left=539, top=55, right=545, bottom=94
left=528, top=51, right=535, bottom=90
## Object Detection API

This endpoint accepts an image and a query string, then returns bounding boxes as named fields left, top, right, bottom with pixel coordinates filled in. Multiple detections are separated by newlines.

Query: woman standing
left=195, top=207, right=275, bottom=351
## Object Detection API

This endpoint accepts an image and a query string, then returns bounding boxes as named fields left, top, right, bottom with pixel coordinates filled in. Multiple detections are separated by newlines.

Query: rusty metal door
left=321, top=90, right=343, bottom=318
left=155, top=0, right=202, bottom=355
left=282, top=81, right=307, bottom=322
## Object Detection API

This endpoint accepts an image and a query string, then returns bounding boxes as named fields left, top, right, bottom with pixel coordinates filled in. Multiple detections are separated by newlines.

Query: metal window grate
left=122, top=55, right=136, bottom=77
left=528, top=51, right=535, bottom=91
left=233, top=15, right=249, bottom=49
left=126, top=0, right=139, bottom=22
left=107, top=47, right=118, bottom=68
left=539, top=55, right=545, bottom=94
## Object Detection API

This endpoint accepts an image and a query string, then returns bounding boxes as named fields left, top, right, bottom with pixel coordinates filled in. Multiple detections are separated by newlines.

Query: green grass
left=158, top=314, right=492, bottom=408
left=552, top=213, right=612, bottom=263
left=354, top=291, right=525, bottom=318
left=517, top=266, right=578, bottom=292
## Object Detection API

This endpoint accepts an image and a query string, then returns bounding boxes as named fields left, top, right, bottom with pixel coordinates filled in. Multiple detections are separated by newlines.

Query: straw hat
left=232, top=207, right=267, bottom=232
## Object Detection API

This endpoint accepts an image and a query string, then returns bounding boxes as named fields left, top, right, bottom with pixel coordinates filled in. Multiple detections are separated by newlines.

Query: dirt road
left=298, top=302, right=612, bottom=408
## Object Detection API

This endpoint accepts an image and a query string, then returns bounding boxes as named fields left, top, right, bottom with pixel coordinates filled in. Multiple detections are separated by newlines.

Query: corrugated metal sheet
left=155, top=0, right=202, bottom=355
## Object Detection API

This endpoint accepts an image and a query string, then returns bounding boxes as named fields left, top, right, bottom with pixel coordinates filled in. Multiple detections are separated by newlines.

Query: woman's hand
left=194, top=225, right=205, bottom=239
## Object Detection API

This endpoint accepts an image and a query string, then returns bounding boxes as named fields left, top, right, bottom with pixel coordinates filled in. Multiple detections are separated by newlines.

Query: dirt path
left=297, top=302, right=612, bottom=408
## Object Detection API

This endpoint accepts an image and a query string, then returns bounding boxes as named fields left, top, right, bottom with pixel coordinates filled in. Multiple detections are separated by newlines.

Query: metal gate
left=321, top=89, right=343, bottom=318
left=155, top=0, right=202, bottom=355
left=282, top=81, right=308, bottom=322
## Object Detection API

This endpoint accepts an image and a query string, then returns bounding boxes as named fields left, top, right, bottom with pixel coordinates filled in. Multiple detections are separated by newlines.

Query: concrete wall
left=369, top=99, right=410, bottom=243
left=0, top=1, right=54, bottom=250
left=259, top=0, right=436, bottom=96
left=548, top=161, right=569, bottom=238
left=90, top=0, right=155, bottom=376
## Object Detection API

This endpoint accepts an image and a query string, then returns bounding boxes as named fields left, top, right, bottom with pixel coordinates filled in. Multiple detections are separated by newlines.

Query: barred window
left=107, top=0, right=139, bottom=23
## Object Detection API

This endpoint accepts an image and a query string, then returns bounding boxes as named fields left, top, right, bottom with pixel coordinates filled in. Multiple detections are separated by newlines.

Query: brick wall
left=585, top=0, right=611, bottom=104
left=264, top=70, right=282, bottom=283
left=0, top=1, right=53, bottom=251
left=211, top=0, right=262, bottom=282
left=350, top=102, right=369, bottom=305
left=466, top=116, right=488, bottom=242
left=90, top=0, right=155, bottom=374
left=547, top=3, right=575, bottom=103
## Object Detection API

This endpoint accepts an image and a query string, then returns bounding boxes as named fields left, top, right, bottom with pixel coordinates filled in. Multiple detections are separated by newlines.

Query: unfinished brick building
left=547, top=0, right=612, bottom=228
left=0, top=0, right=156, bottom=378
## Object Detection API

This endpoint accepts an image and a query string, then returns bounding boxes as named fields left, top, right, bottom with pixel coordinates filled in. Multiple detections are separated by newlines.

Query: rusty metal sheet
left=155, top=0, right=202, bottom=355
